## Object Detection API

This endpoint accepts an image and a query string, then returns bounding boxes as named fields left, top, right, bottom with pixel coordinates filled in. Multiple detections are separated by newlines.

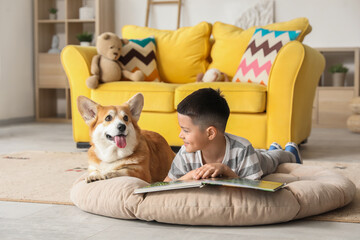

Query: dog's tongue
left=114, top=135, right=127, bottom=148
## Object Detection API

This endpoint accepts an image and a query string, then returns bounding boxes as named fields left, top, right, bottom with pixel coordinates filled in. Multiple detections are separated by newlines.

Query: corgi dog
left=77, top=93, right=175, bottom=183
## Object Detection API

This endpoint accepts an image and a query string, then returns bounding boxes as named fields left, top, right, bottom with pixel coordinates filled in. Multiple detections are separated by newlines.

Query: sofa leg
left=300, top=138, right=308, bottom=146
left=77, top=142, right=91, bottom=149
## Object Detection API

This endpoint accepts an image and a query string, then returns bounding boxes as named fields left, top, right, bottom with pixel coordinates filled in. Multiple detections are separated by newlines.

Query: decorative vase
left=79, top=6, right=95, bottom=19
left=332, top=72, right=346, bottom=87
left=80, top=41, right=91, bottom=47
left=49, top=13, right=57, bottom=20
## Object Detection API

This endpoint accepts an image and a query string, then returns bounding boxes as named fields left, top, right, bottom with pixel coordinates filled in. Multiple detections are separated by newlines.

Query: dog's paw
left=103, top=171, right=122, bottom=180
left=85, top=172, right=106, bottom=183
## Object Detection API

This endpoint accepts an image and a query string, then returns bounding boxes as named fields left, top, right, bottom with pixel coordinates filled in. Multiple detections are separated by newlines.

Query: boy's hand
left=178, top=169, right=198, bottom=181
left=193, top=163, right=237, bottom=180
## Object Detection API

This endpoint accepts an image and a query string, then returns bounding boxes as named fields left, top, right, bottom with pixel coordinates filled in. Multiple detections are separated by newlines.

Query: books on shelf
left=133, top=178, right=285, bottom=194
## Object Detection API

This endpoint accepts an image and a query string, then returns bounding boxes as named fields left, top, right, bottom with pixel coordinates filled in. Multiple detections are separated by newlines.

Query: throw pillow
left=122, top=22, right=212, bottom=84
left=208, top=18, right=311, bottom=78
left=232, top=28, right=301, bottom=86
left=119, top=36, right=160, bottom=82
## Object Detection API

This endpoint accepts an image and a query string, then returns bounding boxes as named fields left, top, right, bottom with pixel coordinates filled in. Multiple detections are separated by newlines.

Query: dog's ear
left=127, top=93, right=144, bottom=122
left=77, top=96, right=99, bottom=125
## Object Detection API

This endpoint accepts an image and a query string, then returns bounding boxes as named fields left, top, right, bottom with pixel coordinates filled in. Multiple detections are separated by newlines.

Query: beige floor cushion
left=71, top=163, right=356, bottom=226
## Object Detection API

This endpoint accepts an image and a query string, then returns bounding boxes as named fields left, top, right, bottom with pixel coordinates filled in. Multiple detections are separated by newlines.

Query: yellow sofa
left=61, top=18, right=325, bottom=149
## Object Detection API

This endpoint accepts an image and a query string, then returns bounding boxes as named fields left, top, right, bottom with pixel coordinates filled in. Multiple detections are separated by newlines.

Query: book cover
left=133, top=178, right=285, bottom=194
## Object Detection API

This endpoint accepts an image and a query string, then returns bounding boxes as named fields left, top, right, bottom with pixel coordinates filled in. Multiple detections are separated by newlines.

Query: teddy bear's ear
left=121, top=39, right=129, bottom=45
left=101, top=33, right=111, bottom=40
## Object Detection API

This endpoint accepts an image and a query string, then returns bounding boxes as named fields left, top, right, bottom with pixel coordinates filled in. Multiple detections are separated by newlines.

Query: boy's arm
left=163, top=176, right=173, bottom=182
left=163, top=169, right=198, bottom=182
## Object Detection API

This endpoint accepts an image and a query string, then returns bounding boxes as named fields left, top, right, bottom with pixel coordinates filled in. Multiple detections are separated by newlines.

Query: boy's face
left=177, top=113, right=209, bottom=153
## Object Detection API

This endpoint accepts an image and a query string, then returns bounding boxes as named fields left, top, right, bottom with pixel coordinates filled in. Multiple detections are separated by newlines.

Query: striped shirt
left=168, top=133, right=263, bottom=180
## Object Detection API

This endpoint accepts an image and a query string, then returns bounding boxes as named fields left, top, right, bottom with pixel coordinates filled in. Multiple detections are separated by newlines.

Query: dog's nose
left=118, top=124, right=126, bottom=132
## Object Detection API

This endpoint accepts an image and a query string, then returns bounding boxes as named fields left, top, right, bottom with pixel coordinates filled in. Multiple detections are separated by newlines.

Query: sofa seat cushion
left=175, top=82, right=267, bottom=113
left=91, top=82, right=179, bottom=113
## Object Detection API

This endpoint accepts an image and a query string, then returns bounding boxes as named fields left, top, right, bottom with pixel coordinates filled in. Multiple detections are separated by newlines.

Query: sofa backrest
left=122, top=18, right=312, bottom=84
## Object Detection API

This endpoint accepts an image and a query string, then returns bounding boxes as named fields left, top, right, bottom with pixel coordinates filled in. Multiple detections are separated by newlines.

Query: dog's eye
left=123, top=115, right=128, bottom=122
left=110, top=46, right=114, bottom=49
left=105, top=115, right=112, bottom=121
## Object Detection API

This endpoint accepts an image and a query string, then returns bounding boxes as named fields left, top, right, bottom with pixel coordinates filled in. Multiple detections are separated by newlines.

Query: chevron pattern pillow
left=232, top=28, right=301, bottom=86
left=119, top=36, right=160, bottom=82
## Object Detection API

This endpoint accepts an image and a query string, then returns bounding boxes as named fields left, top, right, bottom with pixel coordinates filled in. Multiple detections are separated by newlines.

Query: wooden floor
left=0, top=122, right=359, bottom=239
left=301, top=127, right=360, bottom=163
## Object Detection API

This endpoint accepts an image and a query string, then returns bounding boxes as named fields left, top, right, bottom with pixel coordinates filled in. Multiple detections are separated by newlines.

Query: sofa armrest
left=266, top=41, right=325, bottom=147
left=61, top=45, right=97, bottom=142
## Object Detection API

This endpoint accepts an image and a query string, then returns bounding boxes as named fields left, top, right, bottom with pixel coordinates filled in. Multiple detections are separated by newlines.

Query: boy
left=164, top=88, right=301, bottom=182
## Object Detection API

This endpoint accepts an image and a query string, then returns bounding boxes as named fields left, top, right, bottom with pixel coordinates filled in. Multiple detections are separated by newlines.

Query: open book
left=134, top=178, right=285, bottom=194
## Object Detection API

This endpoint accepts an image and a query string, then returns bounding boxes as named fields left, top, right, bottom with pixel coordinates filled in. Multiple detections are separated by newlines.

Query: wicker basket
left=349, top=97, right=360, bottom=114
left=347, top=115, right=360, bottom=133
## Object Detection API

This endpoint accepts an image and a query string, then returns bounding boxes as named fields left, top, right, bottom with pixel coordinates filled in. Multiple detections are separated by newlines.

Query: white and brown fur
left=77, top=93, right=175, bottom=183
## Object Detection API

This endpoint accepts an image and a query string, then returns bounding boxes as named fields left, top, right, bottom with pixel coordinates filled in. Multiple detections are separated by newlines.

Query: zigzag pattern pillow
left=119, top=36, right=160, bottom=82
left=232, top=28, right=301, bottom=86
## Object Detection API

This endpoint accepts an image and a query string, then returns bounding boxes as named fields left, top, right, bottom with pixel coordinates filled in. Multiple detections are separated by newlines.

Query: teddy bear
left=196, top=68, right=229, bottom=83
left=86, top=32, right=144, bottom=89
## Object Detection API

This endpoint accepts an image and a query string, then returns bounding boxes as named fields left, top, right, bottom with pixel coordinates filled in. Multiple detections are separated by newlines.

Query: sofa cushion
left=232, top=28, right=301, bottom=86
left=209, top=18, right=312, bottom=79
left=119, top=36, right=160, bottom=82
left=175, top=82, right=267, bottom=113
left=122, top=22, right=212, bottom=84
left=91, top=82, right=179, bottom=113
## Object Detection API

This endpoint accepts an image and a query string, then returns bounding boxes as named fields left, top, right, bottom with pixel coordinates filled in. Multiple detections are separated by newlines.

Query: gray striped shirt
left=168, top=133, right=263, bottom=180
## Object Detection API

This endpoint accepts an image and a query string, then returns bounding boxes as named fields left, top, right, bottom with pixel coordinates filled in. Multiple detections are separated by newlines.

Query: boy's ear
left=206, top=126, right=217, bottom=140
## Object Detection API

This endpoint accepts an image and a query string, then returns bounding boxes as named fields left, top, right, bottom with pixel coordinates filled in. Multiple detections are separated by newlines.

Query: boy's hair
left=177, top=88, right=230, bottom=132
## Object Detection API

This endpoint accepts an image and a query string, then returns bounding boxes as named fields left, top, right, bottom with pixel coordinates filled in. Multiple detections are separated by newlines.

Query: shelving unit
left=34, top=0, right=114, bottom=122
left=313, top=48, right=360, bottom=127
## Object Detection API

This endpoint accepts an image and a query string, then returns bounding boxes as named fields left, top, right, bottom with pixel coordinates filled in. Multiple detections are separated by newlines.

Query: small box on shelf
left=38, top=53, right=67, bottom=88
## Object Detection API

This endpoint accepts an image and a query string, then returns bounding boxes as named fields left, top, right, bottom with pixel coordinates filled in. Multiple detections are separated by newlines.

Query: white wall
left=276, top=0, right=360, bottom=47
left=0, top=0, right=34, bottom=122
left=115, top=0, right=360, bottom=48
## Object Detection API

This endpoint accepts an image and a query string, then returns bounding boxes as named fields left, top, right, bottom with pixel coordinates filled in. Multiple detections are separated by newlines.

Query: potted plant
left=329, top=64, right=348, bottom=87
left=49, top=8, right=58, bottom=20
left=76, top=32, right=93, bottom=46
